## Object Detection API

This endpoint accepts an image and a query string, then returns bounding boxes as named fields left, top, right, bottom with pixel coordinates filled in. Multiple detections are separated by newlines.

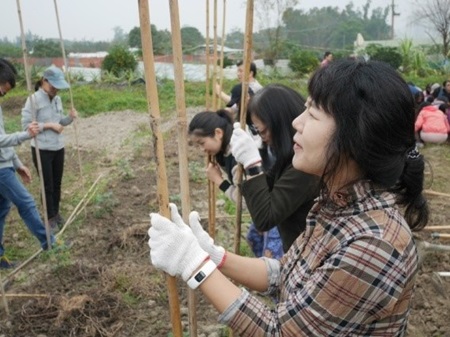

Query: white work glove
left=148, top=204, right=210, bottom=281
left=189, top=211, right=226, bottom=267
left=230, top=122, right=262, bottom=168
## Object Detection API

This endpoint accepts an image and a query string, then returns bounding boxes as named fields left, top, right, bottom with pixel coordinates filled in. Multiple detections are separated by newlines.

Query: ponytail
left=391, top=147, right=429, bottom=231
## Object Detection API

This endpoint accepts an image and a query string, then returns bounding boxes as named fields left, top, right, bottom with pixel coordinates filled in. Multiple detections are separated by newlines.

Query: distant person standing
left=320, top=51, right=333, bottom=67
left=215, top=60, right=263, bottom=107
left=21, top=65, right=77, bottom=231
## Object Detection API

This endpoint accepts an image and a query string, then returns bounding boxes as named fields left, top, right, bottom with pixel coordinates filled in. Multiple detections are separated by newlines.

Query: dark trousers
left=31, top=147, right=65, bottom=219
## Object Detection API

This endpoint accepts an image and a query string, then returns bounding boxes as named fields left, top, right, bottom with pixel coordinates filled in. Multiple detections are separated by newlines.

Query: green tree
left=225, top=28, right=244, bottom=49
left=365, top=44, right=402, bottom=69
left=32, top=38, right=61, bottom=57
left=181, top=26, right=204, bottom=53
left=289, top=49, right=319, bottom=75
left=128, top=27, right=141, bottom=48
left=0, top=39, right=22, bottom=58
left=283, top=1, right=390, bottom=51
left=127, top=25, right=171, bottom=55
left=101, top=45, right=137, bottom=76
left=112, top=26, right=127, bottom=45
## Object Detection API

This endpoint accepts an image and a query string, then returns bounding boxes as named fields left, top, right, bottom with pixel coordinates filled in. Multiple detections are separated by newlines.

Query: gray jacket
left=0, top=105, right=28, bottom=170
left=21, top=88, right=73, bottom=151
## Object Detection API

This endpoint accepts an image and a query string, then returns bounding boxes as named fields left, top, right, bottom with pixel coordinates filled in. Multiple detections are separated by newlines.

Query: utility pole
left=391, top=0, right=400, bottom=39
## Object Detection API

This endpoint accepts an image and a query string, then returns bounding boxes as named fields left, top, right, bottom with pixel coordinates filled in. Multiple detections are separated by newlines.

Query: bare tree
left=413, top=0, right=450, bottom=58
left=255, top=0, right=299, bottom=63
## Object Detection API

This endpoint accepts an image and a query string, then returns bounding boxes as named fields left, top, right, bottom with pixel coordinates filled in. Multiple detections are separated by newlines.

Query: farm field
left=0, top=103, right=449, bottom=336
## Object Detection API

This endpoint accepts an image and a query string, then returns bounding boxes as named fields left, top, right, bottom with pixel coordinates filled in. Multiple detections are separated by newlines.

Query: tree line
left=1, top=0, right=448, bottom=63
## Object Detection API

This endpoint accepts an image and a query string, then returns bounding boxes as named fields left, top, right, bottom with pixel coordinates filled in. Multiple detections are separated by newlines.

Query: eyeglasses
left=251, top=124, right=268, bottom=136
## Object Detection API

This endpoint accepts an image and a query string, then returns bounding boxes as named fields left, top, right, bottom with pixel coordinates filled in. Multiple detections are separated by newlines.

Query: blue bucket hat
left=43, top=65, right=69, bottom=89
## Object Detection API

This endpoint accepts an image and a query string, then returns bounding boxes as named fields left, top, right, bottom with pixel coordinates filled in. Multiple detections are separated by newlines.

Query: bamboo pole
left=3, top=174, right=101, bottom=286
left=207, top=0, right=219, bottom=238
left=233, top=0, right=254, bottom=255
left=431, top=233, right=450, bottom=240
left=206, top=0, right=217, bottom=239
left=0, top=273, right=9, bottom=316
left=168, top=1, right=197, bottom=336
left=52, top=0, right=85, bottom=212
left=424, top=189, right=450, bottom=198
left=205, top=0, right=211, bottom=110
left=137, top=1, right=181, bottom=336
left=419, top=241, right=450, bottom=252
left=212, top=0, right=219, bottom=110
left=422, top=225, right=450, bottom=231
left=217, top=0, right=227, bottom=109
left=16, top=0, right=52, bottom=249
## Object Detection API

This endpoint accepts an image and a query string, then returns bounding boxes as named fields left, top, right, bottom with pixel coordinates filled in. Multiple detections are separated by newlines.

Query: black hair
left=308, top=59, right=428, bottom=231
left=188, top=109, right=233, bottom=165
left=0, top=58, right=17, bottom=88
left=248, top=84, right=306, bottom=188
left=323, top=51, right=332, bottom=58
left=236, top=60, right=257, bottom=78
left=34, top=79, right=44, bottom=91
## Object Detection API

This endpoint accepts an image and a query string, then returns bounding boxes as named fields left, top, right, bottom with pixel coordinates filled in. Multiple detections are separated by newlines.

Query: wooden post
left=137, top=1, right=182, bottom=336
left=205, top=0, right=211, bottom=110
left=233, top=0, right=254, bottom=255
left=16, top=0, right=52, bottom=249
left=217, top=0, right=227, bottom=109
left=168, top=1, right=198, bottom=336
left=212, top=0, right=219, bottom=110
left=206, top=0, right=217, bottom=239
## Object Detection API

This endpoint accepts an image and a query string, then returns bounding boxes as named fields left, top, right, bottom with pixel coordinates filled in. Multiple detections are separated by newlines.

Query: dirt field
left=0, top=109, right=449, bottom=337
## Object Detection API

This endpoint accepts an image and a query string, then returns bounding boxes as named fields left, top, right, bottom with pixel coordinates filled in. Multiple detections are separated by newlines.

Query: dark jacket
left=241, top=164, right=318, bottom=252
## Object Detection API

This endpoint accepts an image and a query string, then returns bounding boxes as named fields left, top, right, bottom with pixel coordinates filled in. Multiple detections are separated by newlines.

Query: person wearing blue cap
left=21, top=65, right=78, bottom=231
left=0, top=59, right=57, bottom=268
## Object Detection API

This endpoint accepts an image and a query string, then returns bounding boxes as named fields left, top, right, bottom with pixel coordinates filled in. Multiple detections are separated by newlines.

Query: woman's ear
left=214, top=128, right=224, bottom=140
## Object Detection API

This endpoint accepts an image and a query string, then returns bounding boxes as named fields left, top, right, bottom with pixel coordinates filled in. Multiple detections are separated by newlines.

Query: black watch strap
left=245, top=165, right=263, bottom=177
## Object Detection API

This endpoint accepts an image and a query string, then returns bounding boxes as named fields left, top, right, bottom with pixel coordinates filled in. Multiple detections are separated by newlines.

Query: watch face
left=195, top=271, right=206, bottom=282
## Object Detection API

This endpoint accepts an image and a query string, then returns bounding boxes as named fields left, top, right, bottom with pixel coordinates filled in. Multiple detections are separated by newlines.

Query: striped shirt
left=219, top=180, right=418, bottom=336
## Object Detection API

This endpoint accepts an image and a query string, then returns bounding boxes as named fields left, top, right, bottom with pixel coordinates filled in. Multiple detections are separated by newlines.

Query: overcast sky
left=1, top=0, right=419, bottom=42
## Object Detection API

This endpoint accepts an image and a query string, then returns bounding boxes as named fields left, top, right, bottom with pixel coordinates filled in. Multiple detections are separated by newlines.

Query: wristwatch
left=245, top=165, right=263, bottom=177
left=187, top=260, right=217, bottom=289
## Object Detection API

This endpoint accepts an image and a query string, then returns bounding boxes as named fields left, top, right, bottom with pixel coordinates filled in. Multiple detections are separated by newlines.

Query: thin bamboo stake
left=422, top=225, right=450, bottom=231
left=424, top=189, right=450, bottom=198
left=437, top=272, right=450, bottom=277
left=217, top=0, right=227, bottom=109
left=0, top=273, right=9, bottom=316
left=205, top=0, right=211, bottom=110
left=233, top=0, right=254, bottom=255
left=137, top=1, right=181, bottom=336
left=3, top=174, right=101, bottom=286
left=2, top=293, right=50, bottom=298
left=168, top=1, right=197, bottom=336
left=419, top=241, right=450, bottom=252
left=212, top=0, right=219, bottom=110
left=57, top=174, right=103, bottom=236
left=16, top=0, right=52, bottom=249
left=53, top=0, right=85, bottom=213
left=206, top=0, right=217, bottom=239
left=207, top=0, right=220, bottom=240
left=431, top=233, right=450, bottom=240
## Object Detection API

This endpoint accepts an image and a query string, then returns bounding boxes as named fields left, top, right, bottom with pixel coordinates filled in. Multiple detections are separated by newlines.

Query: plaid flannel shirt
left=220, top=180, right=418, bottom=337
